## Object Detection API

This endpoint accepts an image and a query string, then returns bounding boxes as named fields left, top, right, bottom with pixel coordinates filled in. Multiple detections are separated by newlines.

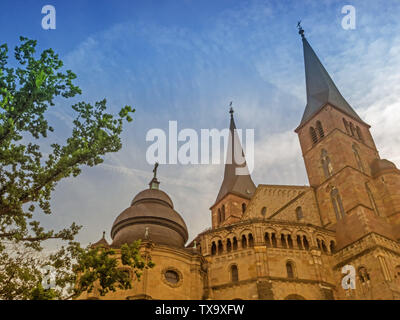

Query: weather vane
left=297, top=20, right=305, bottom=39
left=229, top=101, right=234, bottom=116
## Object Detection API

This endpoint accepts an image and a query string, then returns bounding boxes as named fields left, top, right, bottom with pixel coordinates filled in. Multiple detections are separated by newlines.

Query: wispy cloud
left=29, top=0, right=400, bottom=246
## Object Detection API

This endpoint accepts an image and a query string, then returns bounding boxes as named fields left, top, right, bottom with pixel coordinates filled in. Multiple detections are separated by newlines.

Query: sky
left=2, top=0, right=400, bottom=249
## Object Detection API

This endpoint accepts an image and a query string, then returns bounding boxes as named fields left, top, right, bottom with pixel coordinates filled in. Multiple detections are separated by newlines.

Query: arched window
left=241, top=235, right=247, bottom=249
left=358, top=267, right=370, bottom=283
left=226, top=239, right=232, bottom=252
left=242, top=203, right=246, bottom=214
left=356, top=126, right=363, bottom=142
left=211, top=242, right=217, bottom=255
left=261, top=206, right=267, bottom=217
left=217, top=209, right=221, bottom=224
left=352, top=144, right=364, bottom=173
left=350, top=122, right=355, bottom=136
left=310, top=127, right=318, bottom=144
left=316, top=121, right=324, bottom=138
left=265, top=233, right=271, bottom=248
left=317, top=238, right=321, bottom=250
left=321, top=240, right=328, bottom=253
left=321, top=149, right=334, bottom=178
left=303, top=236, right=310, bottom=250
left=231, top=265, right=239, bottom=283
left=296, top=206, right=303, bottom=220
left=217, top=240, right=223, bottom=255
left=330, top=240, right=335, bottom=253
left=287, top=235, right=294, bottom=249
left=271, top=233, right=277, bottom=248
left=331, top=188, right=345, bottom=220
left=296, top=235, right=303, bottom=250
left=248, top=233, right=254, bottom=247
left=366, top=182, right=380, bottom=216
left=233, top=237, right=238, bottom=250
left=343, top=118, right=350, bottom=134
left=286, top=261, right=295, bottom=279
left=221, top=205, right=225, bottom=221
left=281, top=234, right=287, bottom=248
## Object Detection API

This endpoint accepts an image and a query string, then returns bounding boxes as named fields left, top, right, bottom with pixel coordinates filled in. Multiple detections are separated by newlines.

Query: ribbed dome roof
left=131, top=189, right=173, bottom=208
left=111, top=187, right=188, bottom=248
left=370, top=159, right=398, bottom=177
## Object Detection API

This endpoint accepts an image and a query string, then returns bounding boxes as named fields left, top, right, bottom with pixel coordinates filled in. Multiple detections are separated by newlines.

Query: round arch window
left=261, top=207, right=267, bottom=216
left=164, top=270, right=180, bottom=284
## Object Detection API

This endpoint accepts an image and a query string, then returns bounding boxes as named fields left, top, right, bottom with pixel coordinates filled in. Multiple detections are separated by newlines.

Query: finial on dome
left=102, top=231, right=105, bottom=239
left=153, top=162, right=159, bottom=179
left=149, top=163, right=160, bottom=190
left=229, top=101, right=234, bottom=118
left=297, top=20, right=305, bottom=39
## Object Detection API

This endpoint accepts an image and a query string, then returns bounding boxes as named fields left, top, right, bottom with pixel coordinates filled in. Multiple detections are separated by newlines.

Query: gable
left=242, top=185, right=310, bottom=221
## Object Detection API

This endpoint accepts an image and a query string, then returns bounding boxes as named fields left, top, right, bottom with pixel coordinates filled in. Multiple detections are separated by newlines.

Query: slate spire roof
left=297, top=26, right=365, bottom=129
left=212, top=106, right=256, bottom=207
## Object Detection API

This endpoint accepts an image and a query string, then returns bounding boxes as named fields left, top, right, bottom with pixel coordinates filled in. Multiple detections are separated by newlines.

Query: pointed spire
left=297, top=26, right=365, bottom=129
left=212, top=104, right=256, bottom=206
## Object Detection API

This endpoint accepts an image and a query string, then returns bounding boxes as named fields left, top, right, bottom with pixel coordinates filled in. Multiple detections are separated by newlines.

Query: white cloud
left=37, top=0, right=400, bottom=248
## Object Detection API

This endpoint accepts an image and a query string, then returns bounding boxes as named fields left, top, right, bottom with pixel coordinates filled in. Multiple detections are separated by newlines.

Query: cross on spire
left=229, top=101, right=234, bottom=118
left=149, top=163, right=160, bottom=190
left=153, top=162, right=159, bottom=179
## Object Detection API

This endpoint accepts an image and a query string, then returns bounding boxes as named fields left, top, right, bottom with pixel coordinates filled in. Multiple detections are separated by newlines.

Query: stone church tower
left=82, top=28, right=400, bottom=300
left=295, top=26, right=400, bottom=299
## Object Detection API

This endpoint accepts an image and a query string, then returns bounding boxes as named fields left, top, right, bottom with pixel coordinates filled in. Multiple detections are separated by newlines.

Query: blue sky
left=2, top=0, right=400, bottom=248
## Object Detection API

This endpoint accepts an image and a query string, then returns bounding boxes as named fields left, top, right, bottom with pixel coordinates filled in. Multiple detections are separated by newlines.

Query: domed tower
left=110, top=163, right=189, bottom=248
left=83, top=165, right=205, bottom=300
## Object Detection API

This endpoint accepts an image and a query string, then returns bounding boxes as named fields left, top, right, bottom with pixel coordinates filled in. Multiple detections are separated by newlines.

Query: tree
left=0, top=37, right=152, bottom=299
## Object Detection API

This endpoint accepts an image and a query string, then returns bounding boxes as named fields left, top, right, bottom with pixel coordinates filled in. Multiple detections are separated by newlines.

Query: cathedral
left=82, top=28, right=400, bottom=300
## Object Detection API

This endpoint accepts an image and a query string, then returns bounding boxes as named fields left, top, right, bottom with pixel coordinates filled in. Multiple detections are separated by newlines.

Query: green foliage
left=25, top=240, right=154, bottom=299
left=0, top=37, right=151, bottom=300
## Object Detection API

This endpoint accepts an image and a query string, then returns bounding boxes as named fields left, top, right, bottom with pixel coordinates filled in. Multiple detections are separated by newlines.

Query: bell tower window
left=316, top=121, right=324, bottom=138
left=331, top=187, right=345, bottom=220
left=350, top=122, right=355, bottom=136
left=310, top=127, right=318, bottom=144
